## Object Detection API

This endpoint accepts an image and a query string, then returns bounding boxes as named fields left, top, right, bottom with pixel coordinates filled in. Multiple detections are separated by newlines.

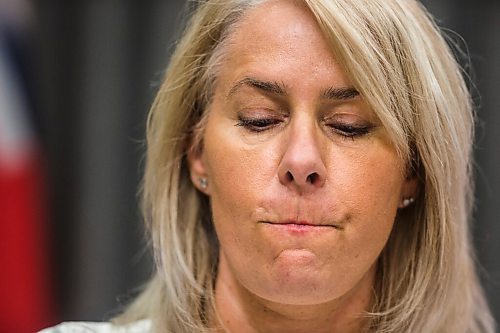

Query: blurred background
left=0, top=0, right=498, bottom=332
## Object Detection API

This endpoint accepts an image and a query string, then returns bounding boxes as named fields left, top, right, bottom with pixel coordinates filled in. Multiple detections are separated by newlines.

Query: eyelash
left=236, top=116, right=373, bottom=139
left=235, top=117, right=282, bottom=132
left=327, top=123, right=372, bottom=138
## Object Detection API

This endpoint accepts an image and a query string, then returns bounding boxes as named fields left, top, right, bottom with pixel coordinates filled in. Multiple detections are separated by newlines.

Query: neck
left=211, top=255, right=374, bottom=333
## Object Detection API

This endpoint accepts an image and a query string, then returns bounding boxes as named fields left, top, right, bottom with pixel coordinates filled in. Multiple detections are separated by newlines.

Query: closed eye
left=236, top=117, right=282, bottom=132
left=327, top=123, right=373, bottom=138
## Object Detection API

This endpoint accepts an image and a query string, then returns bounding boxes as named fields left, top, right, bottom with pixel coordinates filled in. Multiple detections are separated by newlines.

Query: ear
left=187, top=145, right=210, bottom=195
left=398, top=174, right=419, bottom=209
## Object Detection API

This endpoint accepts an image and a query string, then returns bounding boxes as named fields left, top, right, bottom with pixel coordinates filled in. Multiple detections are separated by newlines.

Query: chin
left=259, top=281, right=340, bottom=306
left=249, top=253, right=376, bottom=307
left=252, top=257, right=345, bottom=305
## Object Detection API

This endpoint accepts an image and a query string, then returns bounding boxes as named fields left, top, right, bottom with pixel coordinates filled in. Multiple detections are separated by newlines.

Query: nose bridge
left=287, top=120, right=320, bottom=164
left=278, top=117, right=326, bottom=190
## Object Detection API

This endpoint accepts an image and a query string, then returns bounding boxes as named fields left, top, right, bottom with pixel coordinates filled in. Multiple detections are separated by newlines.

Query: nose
left=278, top=123, right=326, bottom=192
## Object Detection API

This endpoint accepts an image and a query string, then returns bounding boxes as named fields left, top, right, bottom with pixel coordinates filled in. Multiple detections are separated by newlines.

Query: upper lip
left=261, top=220, right=341, bottom=229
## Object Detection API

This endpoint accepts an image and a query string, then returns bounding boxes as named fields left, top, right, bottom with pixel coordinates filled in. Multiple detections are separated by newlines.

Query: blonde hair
left=118, top=0, right=495, bottom=332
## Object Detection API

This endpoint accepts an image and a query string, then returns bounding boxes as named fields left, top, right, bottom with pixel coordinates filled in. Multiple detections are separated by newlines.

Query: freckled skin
left=188, top=1, right=415, bottom=332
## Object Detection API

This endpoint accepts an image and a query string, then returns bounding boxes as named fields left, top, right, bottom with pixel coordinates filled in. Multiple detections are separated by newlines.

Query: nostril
left=306, top=172, right=318, bottom=184
left=286, top=171, right=294, bottom=182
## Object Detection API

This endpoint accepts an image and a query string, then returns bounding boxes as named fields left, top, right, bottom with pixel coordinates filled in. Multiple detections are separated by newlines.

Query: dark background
left=28, top=0, right=500, bottom=327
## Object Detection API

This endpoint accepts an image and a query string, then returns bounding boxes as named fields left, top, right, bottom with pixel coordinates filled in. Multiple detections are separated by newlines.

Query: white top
left=39, top=320, right=151, bottom=333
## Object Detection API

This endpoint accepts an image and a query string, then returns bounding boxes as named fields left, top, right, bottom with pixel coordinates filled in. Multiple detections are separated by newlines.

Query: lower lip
left=261, top=223, right=336, bottom=234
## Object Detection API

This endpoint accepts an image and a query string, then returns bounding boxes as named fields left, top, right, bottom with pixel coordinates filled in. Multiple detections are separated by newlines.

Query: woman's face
left=189, top=1, right=415, bottom=305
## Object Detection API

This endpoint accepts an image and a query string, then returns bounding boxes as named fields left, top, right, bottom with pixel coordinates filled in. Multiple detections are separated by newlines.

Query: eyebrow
left=226, top=76, right=360, bottom=101
left=321, top=86, right=360, bottom=100
left=227, top=77, right=287, bottom=98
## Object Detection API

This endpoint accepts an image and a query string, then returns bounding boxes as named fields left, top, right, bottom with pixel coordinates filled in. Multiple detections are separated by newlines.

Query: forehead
left=218, top=0, right=351, bottom=92
left=234, top=1, right=320, bottom=46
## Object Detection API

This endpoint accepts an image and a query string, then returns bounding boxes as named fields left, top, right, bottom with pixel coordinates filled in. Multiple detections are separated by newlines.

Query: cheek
left=333, top=142, right=403, bottom=253
left=202, top=124, right=278, bottom=243
left=333, top=139, right=403, bottom=213
left=206, top=145, right=274, bottom=207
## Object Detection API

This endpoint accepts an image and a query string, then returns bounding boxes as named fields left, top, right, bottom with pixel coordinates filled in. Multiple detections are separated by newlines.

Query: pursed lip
left=260, top=220, right=342, bottom=230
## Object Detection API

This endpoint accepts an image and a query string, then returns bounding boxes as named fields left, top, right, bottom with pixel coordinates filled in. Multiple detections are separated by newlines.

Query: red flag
left=0, top=21, right=57, bottom=333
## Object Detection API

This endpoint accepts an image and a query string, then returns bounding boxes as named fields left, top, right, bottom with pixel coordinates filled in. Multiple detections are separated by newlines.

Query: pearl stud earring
left=199, top=177, right=208, bottom=190
left=402, top=197, right=415, bottom=208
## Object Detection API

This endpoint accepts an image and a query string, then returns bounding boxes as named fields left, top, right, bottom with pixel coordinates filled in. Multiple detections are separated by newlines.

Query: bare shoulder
left=39, top=320, right=151, bottom=333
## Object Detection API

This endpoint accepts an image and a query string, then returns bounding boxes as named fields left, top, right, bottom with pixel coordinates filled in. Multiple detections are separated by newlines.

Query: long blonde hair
left=118, top=0, right=495, bottom=332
